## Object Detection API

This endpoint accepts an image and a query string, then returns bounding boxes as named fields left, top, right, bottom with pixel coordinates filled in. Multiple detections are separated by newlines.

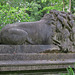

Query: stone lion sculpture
left=0, top=10, right=75, bottom=52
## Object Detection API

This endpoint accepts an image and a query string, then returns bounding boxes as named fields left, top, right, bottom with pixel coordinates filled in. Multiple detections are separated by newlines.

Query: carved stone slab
left=0, top=59, right=75, bottom=71
left=0, top=45, right=75, bottom=71
left=0, top=45, right=60, bottom=53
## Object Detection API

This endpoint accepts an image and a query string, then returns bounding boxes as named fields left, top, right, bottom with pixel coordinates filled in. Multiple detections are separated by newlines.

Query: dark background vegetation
left=0, top=0, right=75, bottom=30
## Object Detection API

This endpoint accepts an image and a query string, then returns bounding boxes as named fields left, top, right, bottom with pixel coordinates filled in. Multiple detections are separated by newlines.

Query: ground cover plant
left=60, top=66, right=75, bottom=75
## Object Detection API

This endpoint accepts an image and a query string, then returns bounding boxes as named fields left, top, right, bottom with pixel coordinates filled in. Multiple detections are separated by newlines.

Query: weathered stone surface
left=0, top=53, right=75, bottom=61
left=0, top=45, right=75, bottom=71
left=0, top=45, right=59, bottom=53
left=0, top=10, right=75, bottom=72
left=0, top=10, right=75, bottom=52
left=0, top=59, right=75, bottom=71
left=0, top=73, right=60, bottom=75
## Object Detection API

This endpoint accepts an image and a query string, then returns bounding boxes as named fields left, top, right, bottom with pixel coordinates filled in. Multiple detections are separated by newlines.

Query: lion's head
left=41, top=10, right=75, bottom=52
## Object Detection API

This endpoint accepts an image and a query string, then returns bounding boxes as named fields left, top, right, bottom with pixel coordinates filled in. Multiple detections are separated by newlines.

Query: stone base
left=0, top=53, right=75, bottom=71
left=0, top=45, right=60, bottom=53
left=0, top=59, right=75, bottom=71
left=0, top=45, right=75, bottom=71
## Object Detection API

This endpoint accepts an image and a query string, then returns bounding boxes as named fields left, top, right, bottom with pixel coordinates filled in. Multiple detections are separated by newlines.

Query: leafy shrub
left=0, top=0, right=73, bottom=30
left=0, top=3, right=30, bottom=30
left=0, top=0, right=42, bottom=30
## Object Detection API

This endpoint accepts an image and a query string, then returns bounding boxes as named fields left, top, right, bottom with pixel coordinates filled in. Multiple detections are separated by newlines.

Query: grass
left=60, top=66, right=75, bottom=75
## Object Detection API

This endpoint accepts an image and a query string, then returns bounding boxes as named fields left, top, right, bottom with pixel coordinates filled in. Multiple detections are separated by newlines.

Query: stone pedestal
left=0, top=45, right=75, bottom=71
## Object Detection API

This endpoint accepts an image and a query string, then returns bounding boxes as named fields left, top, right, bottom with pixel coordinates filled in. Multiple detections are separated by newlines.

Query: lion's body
left=0, top=20, right=55, bottom=45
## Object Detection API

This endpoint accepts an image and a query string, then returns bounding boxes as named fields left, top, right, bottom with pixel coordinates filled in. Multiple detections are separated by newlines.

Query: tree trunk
left=63, top=0, right=65, bottom=12
left=69, top=0, right=71, bottom=12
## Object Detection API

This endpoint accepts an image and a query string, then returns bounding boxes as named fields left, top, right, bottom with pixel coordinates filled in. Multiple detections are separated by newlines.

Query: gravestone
left=0, top=10, right=75, bottom=73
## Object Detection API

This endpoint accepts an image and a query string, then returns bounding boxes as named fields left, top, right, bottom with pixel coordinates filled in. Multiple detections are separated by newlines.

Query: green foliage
left=0, top=0, right=74, bottom=30
left=26, top=1, right=41, bottom=21
left=60, top=66, right=75, bottom=75
left=0, top=3, right=30, bottom=30
left=71, top=0, right=75, bottom=13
